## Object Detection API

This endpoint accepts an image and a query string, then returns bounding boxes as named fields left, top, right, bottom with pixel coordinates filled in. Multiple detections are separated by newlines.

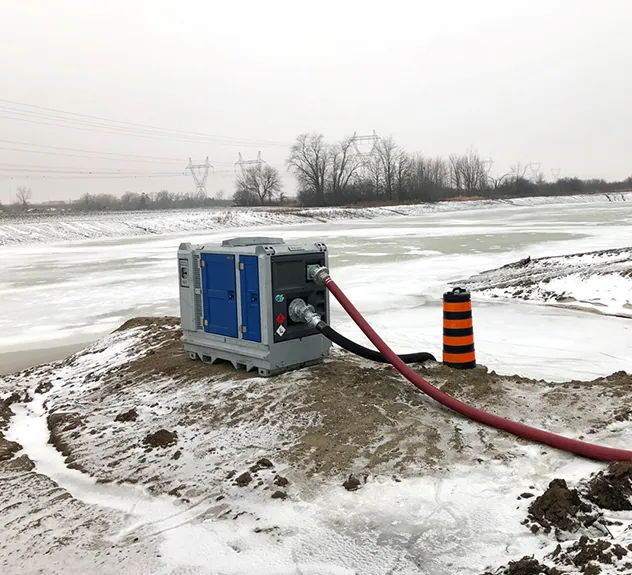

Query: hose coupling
left=307, top=265, right=330, bottom=285
left=288, top=298, right=322, bottom=328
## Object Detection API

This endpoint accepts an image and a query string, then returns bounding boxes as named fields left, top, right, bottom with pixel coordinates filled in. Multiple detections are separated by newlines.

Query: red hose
left=324, top=276, right=632, bottom=462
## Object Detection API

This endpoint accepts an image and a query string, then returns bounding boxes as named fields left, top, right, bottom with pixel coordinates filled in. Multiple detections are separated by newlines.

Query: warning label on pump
left=276, top=325, right=286, bottom=337
left=276, top=313, right=286, bottom=324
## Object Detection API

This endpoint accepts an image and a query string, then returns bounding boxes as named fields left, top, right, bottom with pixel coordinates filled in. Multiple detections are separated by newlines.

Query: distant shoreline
left=1, top=190, right=630, bottom=248
left=1, top=189, right=631, bottom=220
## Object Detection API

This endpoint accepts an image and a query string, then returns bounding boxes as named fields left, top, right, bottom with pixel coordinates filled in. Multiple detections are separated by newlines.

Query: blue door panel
left=201, top=253, right=238, bottom=338
left=239, top=255, right=261, bottom=342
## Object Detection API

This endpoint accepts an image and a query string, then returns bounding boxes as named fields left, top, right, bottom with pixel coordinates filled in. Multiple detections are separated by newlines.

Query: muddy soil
left=490, top=462, right=632, bottom=575
left=527, top=479, right=596, bottom=534
left=584, top=462, right=632, bottom=511
left=548, top=536, right=630, bottom=574
left=0, top=399, right=21, bottom=463
left=42, top=317, right=632, bottom=490
left=482, top=556, right=561, bottom=575
left=143, top=429, right=178, bottom=449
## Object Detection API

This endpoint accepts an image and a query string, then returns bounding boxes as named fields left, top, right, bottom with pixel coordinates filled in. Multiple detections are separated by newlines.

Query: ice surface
left=1, top=198, right=632, bottom=382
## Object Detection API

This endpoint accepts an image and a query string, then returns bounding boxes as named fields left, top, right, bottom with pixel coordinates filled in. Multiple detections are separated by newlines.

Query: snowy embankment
left=457, top=246, right=632, bottom=319
left=0, top=191, right=630, bottom=247
left=1, top=317, right=631, bottom=574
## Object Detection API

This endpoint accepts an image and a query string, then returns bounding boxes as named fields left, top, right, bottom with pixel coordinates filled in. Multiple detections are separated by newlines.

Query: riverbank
left=457, top=246, right=632, bottom=319
left=1, top=317, right=630, bottom=574
left=1, top=191, right=630, bottom=247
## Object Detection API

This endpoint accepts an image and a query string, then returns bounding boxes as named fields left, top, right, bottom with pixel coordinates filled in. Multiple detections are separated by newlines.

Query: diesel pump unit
left=175, top=235, right=632, bottom=462
left=177, top=237, right=331, bottom=376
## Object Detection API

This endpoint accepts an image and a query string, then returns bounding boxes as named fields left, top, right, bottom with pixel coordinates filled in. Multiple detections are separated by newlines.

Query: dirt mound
left=527, top=479, right=594, bottom=534
left=249, top=457, right=274, bottom=473
left=115, top=408, right=138, bottom=423
left=235, top=472, right=252, bottom=487
left=0, top=438, right=21, bottom=462
left=47, top=412, right=87, bottom=470
left=92, top=317, right=251, bottom=387
left=343, top=474, right=362, bottom=491
left=548, top=536, right=629, bottom=573
left=482, top=556, right=560, bottom=575
left=114, top=316, right=176, bottom=333
left=143, top=429, right=177, bottom=449
left=273, top=475, right=289, bottom=487
left=584, top=462, right=632, bottom=511
left=0, top=399, right=12, bottom=428
left=47, top=412, right=84, bottom=433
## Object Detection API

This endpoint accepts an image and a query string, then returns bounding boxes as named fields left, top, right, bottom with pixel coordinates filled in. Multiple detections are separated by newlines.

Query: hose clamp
left=288, top=298, right=322, bottom=327
left=309, top=266, right=330, bottom=285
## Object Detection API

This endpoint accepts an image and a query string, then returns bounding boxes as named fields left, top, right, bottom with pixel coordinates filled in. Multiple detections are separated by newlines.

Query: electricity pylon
left=185, top=157, right=213, bottom=196
left=235, top=151, right=264, bottom=174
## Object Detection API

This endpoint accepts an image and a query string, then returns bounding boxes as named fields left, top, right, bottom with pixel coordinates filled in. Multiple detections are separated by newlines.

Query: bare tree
left=215, top=189, right=226, bottom=200
left=328, top=136, right=361, bottom=203
left=154, top=190, right=173, bottom=209
left=286, top=133, right=329, bottom=206
left=409, top=155, right=449, bottom=201
left=460, top=148, right=488, bottom=195
left=374, top=136, right=400, bottom=200
left=448, top=154, right=463, bottom=193
left=488, top=172, right=511, bottom=196
left=235, top=165, right=282, bottom=206
left=16, top=186, right=32, bottom=208
left=448, top=149, right=488, bottom=197
left=510, top=162, right=530, bottom=180
left=394, top=150, right=412, bottom=201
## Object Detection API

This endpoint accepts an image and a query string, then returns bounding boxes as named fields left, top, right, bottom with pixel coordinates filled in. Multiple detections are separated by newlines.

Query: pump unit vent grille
left=193, top=254, right=203, bottom=329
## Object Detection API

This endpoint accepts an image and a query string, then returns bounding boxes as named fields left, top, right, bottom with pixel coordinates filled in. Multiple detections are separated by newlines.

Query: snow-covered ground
left=458, top=247, right=632, bottom=318
left=0, top=191, right=630, bottom=247
left=1, top=318, right=631, bottom=574
left=1, top=195, right=632, bottom=574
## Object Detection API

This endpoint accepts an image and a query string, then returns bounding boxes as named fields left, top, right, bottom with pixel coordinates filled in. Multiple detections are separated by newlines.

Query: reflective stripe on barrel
left=443, top=287, right=476, bottom=369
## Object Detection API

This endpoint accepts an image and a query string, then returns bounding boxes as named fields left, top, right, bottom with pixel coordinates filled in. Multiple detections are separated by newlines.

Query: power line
left=0, top=112, right=289, bottom=148
left=0, top=99, right=292, bottom=147
left=0, top=145, right=187, bottom=165
left=0, top=139, right=189, bottom=163
left=0, top=173, right=188, bottom=180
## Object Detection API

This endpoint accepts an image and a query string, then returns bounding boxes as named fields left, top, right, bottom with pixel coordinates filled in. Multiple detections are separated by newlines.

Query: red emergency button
left=276, top=313, right=286, bottom=324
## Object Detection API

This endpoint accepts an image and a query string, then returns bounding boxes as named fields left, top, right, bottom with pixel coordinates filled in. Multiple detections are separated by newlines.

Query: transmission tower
left=551, top=168, right=561, bottom=180
left=235, top=151, right=264, bottom=174
left=482, top=157, right=494, bottom=175
left=185, top=157, right=213, bottom=196
left=351, top=130, right=380, bottom=165
left=527, top=161, right=542, bottom=181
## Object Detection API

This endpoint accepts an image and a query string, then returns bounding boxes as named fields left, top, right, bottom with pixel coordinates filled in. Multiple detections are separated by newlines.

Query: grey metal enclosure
left=177, top=237, right=331, bottom=376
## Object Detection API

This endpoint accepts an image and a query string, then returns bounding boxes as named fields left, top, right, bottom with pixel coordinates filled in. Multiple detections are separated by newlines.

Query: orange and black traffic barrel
left=443, top=287, right=476, bottom=369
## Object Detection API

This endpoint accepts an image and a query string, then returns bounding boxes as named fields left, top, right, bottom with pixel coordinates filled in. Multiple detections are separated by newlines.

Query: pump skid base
left=182, top=334, right=329, bottom=377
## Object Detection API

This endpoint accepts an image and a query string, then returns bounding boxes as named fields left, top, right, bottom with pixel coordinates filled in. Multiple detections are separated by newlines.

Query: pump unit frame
left=178, top=237, right=331, bottom=376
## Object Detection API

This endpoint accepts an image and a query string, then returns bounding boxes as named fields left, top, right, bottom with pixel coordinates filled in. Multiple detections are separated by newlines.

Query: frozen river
left=1, top=200, right=631, bottom=380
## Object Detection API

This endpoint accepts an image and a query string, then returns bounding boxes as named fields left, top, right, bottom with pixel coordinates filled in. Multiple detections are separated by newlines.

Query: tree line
left=0, top=188, right=233, bottom=214
left=278, top=133, right=632, bottom=207
left=3, top=133, right=630, bottom=214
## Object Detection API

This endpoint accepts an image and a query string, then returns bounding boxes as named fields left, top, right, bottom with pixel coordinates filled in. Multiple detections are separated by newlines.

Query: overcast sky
left=1, top=0, right=631, bottom=203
